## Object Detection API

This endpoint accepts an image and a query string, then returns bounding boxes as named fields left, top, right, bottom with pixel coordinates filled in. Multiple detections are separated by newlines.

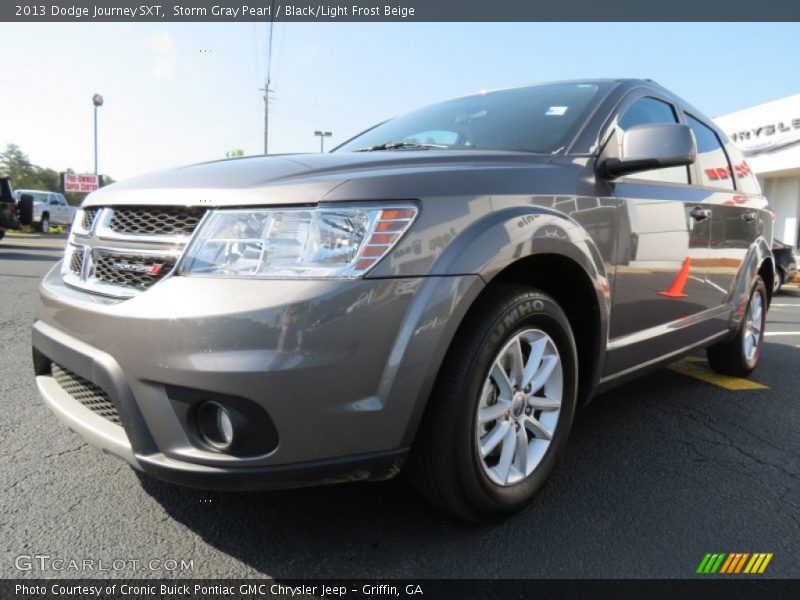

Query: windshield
left=335, top=82, right=608, bottom=155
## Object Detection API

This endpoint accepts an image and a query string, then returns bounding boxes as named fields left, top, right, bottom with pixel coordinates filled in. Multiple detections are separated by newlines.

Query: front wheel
left=773, top=269, right=784, bottom=295
left=707, top=277, right=767, bottom=377
left=407, top=285, right=578, bottom=521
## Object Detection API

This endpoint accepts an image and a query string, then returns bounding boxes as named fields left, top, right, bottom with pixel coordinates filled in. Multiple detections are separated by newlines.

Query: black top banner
left=4, top=0, right=800, bottom=22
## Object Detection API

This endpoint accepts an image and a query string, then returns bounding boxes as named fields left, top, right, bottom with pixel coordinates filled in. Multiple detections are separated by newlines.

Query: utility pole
left=92, top=93, right=104, bottom=175
left=261, top=81, right=271, bottom=154
left=262, top=6, right=276, bottom=155
left=314, top=131, right=332, bottom=153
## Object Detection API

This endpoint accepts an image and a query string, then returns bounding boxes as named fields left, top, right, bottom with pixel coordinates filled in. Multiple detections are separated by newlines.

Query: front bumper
left=35, top=355, right=406, bottom=490
left=33, top=264, right=483, bottom=489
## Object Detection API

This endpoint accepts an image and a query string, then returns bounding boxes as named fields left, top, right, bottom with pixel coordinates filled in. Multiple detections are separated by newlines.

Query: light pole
left=314, top=130, right=332, bottom=153
left=92, top=93, right=104, bottom=176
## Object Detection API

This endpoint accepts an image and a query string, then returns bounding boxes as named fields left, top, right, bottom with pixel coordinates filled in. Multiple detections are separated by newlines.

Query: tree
left=0, top=144, right=37, bottom=187
left=0, top=144, right=116, bottom=205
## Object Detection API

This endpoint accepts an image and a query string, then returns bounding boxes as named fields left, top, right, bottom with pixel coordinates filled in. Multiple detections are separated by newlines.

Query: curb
left=3, top=231, right=68, bottom=240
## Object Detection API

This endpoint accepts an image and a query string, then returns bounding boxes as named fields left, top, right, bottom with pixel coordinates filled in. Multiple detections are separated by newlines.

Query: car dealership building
left=715, top=94, right=800, bottom=246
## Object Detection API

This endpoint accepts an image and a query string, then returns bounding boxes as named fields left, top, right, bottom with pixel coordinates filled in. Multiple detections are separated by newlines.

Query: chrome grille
left=93, top=253, right=176, bottom=289
left=69, top=246, right=85, bottom=274
left=81, top=208, right=99, bottom=231
left=51, top=363, right=121, bottom=426
left=109, top=206, right=206, bottom=236
left=63, top=205, right=201, bottom=298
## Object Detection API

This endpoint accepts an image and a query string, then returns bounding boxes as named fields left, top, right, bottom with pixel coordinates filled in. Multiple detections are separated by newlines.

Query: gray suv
left=33, top=80, right=774, bottom=520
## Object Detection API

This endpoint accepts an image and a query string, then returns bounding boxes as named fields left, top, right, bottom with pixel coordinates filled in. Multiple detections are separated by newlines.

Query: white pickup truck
left=13, top=189, right=77, bottom=233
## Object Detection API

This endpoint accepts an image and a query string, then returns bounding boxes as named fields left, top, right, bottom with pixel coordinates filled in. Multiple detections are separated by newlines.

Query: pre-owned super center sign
left=63, top=173, right=100, bottom=193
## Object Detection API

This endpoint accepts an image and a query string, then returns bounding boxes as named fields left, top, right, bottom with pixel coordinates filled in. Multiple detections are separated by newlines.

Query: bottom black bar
left=4, top=579, right=800, bottom=600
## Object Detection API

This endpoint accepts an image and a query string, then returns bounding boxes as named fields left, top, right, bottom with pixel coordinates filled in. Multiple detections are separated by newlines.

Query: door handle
left=741, top=210, right=757, bottom=222
left=690, top=206, right=712, bottom=221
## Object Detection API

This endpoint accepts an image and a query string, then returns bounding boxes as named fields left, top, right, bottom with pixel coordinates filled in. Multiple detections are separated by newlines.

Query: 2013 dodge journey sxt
left=33, top=79, right=774, bottom=520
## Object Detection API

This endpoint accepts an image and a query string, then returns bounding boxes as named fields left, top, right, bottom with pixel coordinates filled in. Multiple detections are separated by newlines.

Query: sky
left=3, top=22, right=800, bottom=181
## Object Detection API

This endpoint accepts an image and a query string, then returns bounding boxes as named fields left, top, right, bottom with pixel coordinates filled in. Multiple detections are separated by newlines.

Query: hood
left=84, top=151, right=555, bottom=208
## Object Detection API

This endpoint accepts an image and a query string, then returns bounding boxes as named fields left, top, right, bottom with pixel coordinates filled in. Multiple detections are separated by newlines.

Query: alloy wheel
left=743, top=291, right=764, bottom=362
left=475, top=329, right=563, bottom=486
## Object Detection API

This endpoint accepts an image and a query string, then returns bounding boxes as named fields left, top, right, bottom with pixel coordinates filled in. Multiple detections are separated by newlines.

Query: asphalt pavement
left=1, top=239, right=798, bottom=579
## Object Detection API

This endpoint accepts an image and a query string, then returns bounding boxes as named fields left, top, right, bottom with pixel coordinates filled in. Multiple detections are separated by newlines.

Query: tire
left=17, top=197, right=34, bottom=226
left=39, top=214, right=50, bottom=234
left=707, top=277, right=767, bottom=377
left=406, top=284, right=578, bottom=521
left=773, top=269, right=784, bottom=295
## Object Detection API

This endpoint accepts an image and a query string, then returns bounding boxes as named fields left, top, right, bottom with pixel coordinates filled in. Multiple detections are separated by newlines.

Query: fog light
left=217, top=408, right=233, bottom=445
left=197, top=401, right=235, bottom=450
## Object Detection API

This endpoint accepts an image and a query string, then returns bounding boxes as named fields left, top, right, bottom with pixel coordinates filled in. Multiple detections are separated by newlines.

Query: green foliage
left=0, top=143, right=115, bottom=206
left=0, top=144, right=36, bottom=185
left=225, top=149, right=245, bottom=158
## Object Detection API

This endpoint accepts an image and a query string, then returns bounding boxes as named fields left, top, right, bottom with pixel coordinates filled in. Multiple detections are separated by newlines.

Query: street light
left=314, top=130, right=332, bottom=153
left=92, top=94, right=104, bottom=176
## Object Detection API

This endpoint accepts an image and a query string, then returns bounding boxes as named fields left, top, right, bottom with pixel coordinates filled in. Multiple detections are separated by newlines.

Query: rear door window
left=685, top=114, right=736, bottom=191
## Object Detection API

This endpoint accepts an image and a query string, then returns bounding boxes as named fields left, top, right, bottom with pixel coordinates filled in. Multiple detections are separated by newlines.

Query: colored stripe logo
left=697, top=552, right=773, bottom=574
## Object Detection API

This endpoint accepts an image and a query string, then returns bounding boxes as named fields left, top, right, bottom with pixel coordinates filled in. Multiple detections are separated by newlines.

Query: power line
left=274, top=23, right=287, bottom=89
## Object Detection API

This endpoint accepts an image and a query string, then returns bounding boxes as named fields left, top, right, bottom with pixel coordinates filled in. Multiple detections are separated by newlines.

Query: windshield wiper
left=353, top=141, right=449, bottom=152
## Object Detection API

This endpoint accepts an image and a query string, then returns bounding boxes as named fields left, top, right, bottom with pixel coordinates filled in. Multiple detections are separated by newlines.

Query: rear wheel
left=707, top=277, right=767, bottom=377
left=773, top=269, right=784, bottom=295
left=39, top=214, right=50, bottom=234
left=407, top=285, right=578, bottom=521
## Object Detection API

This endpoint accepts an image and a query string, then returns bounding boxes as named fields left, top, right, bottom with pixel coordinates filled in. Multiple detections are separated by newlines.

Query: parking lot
left=1, top=238, right=799, bottom=579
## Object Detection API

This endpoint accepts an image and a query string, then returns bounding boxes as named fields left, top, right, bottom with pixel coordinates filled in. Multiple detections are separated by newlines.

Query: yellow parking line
left=667, top=357, right=768, bottom=390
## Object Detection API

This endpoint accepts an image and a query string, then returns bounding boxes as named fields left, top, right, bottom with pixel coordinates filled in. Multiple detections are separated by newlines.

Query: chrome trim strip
left=71, top=207, right=100, bottom=236
left=606, top=305, right=731, bottom=351
left=599, top=330, right=730, bottom=385
left=88, top=244, right=184, bottom=258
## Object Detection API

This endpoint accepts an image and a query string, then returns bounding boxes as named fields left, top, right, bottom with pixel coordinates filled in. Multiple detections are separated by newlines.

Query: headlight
left=179, top=205, right=417, bottom=278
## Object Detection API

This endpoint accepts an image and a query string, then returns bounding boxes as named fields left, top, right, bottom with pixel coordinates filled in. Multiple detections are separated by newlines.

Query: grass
left=8, top=224, right=67, bottom=235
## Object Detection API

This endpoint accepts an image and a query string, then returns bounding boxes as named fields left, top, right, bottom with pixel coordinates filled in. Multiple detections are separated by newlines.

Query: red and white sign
left=64, top=173, right=100, bottom=193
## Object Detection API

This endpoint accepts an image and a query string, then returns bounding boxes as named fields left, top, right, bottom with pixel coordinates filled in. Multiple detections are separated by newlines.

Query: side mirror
left=601, top=123, right=696, bottom=178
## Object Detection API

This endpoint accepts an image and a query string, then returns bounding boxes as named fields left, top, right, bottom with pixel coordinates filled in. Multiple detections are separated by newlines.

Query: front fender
left=431, top=205, right=609, bottom=286
left=728, top=236, right=774, bottom=328
left=376, top=275, right=486, bottom=448
left=386, top=205, right=614, bottom=441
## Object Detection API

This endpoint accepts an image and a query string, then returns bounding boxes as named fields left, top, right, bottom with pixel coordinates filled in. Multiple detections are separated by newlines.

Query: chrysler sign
left=729, top=118, right=800, bottom=156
